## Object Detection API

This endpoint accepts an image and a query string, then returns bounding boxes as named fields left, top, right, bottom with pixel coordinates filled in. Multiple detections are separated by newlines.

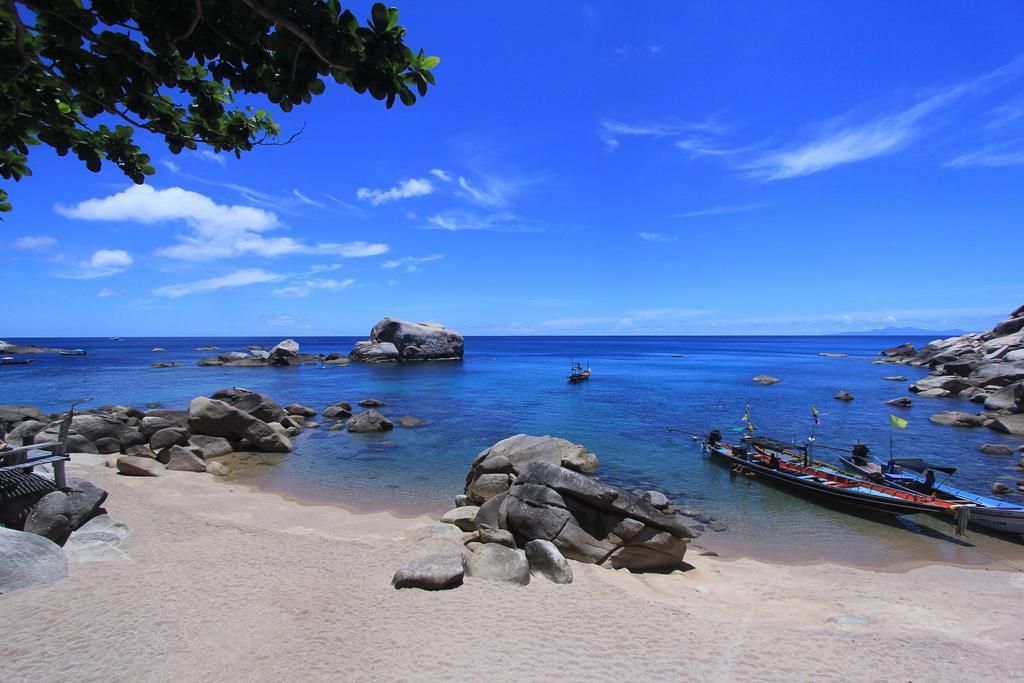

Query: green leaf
left=371, top=3, right=389, bottom=30
left=421, top=56, right=441, bottom=69
left=57, top=102, right=72, bottom=114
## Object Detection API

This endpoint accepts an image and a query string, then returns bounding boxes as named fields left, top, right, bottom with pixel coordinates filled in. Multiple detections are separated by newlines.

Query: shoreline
left=212, top=453, right=1023, bottom=574
left=2, top=457, right=1022, bottom=681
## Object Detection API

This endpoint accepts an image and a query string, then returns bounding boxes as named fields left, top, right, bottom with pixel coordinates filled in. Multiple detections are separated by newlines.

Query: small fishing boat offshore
left=567, top=360, right=591, bottom=382
left=59, top=348, right=87, bottom=356
left=1, top=356, right=32, bottom=366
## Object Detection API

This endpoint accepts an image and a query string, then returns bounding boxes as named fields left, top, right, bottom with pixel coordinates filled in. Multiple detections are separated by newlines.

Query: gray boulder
left=125, top=445, right=157, bottom=459
left=349, top=340, right=400, bottom=362
left=440, top=506, right=480, bottom=532
left=347, top=409, right=393, bottom=433
left=149, top=426, right=191, bottom=451
left=968, top=361, right=1024, bottom=388
left=0, top=527, right=68, bottom=593
left=139, top=415, right=175, bottom=437
left=752, top=375, right=781, bottom=384
left=910, top=375, right=972, bottom=395
left=886, top=397, right=913, bottom=408
left=269, top=339, right=299, bottom=359
left=984, top=382, right=1024, bottom=412
left=350, top=318, right=464, bottom=362
left=0, top=404, right=48, bottom=429
left=187, top=396, right=292, bottom=453
left=980, top=444, right=1014, bottom=456
left=881, top=342, right=915, bottom=357
left=525, top=539, right=573, bottom=584
left=68, top=413, right=132, bottom=442
left=988, top=414, right=1024, bottom=436
left=322, top=404, right=353, bottom=419
left=211, top=387, right=287, bottom=424
left=501, top=461, right=695, bottom=570
left=6, top=419, right=46, bottom=446
left=464, top=434, right=599, bottom=504
left=464, top=544, right=531, bottom=586
left=834, top=391, right=854, bottom=401
left=64, top=477, right=108, bottom=528
left=285, top=403, right=317, bottom=418
left=164, top=446, right=207, bottom=472
left=116, top=455, right=166, bottom=476
left=359, top=398, right=386, bottom=407
left=392, top=553, right=465, bottom=590
left=188, top=434, right=234, bottom=460
left=397, top=416, right=426, bottom=428
left=641, top=491, right=670, bottom=509
left=929, top=411, right=985, bottom=428
left=94, top=437, right=121, bottom=454
left=23, top=491, right=72, bottom=543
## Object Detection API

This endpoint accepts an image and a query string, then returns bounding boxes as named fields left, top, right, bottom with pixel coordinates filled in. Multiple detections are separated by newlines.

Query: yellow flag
left=890, top=415, right=908, bottom=429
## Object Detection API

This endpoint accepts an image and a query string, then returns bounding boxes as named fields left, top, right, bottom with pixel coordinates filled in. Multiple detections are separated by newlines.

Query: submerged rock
left=752, top=375, right=781, bottom=384
left=347, top=409, right=393, bottom=433
left=886, top=397, right=913, bottom=408
left=980, top=444, right=1014, bottom=456
left=834, top=390, right=854, bottom=401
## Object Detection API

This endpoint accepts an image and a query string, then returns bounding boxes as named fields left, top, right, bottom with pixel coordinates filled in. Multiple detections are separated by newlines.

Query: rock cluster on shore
left=350, top=318, right=464, bottom=363
left=393, top=434, right=698, bottom=591
left=878, top=304, right=1024, bottom=436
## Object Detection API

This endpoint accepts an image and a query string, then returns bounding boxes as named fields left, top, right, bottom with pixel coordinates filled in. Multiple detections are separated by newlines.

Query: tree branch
left=239, top=0, right=350, bottom=73
left=5, top=0, right=31, bottom=119
left=174, top=0, right=203, bottom=45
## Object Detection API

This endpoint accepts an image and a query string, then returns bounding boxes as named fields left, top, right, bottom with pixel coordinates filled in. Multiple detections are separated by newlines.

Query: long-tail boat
left=701, top=431, right=973, bottom=529
left=838, top=452, right=1024, bottom=536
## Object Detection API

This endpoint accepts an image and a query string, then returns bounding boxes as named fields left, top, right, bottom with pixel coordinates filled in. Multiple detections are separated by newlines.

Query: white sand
left=2, top=457, right=1023, bottom=682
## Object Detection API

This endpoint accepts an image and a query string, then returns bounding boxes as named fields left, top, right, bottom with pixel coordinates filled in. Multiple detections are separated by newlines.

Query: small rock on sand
left=392, top=553, right=465, bottom=591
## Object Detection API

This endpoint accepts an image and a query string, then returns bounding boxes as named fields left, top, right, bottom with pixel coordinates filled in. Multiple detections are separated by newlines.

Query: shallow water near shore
left=6, top=334, right=1024, bottom=569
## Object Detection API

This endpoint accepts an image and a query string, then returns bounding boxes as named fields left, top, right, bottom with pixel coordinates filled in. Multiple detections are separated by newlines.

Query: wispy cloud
left=191, top=150, right=226, bottom=165
left=430, top=169, right=452, bottom=182
left=356, top=177, right=433, bottom=206
left=271, top=277, right=356, bottom=298
left=292, top=189, right=324, bottom=207
left=57, top=185, right=388, bottom=261
left=381, top=254, right=444, bottom=272
left=97, top=288, right=120, bottom=298
left=6, top=235, right=57, bottom=250
left=637, top=232, right=677, bottom=242
left=675, top=204, right=761, bottom=219
left=600, top=117, right=733, bottom=151
left=744, top=57, right=1024, bottom=181
left=152, top=268, right=285, bottom=298
left=424, top=210, right=533, bottom=232
left=945, top=140, right=1024, bottom=168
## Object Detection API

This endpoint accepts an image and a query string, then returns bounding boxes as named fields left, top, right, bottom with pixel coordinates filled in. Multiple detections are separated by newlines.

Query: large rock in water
left=350, top=318, right=463, bottom=362
left=984, top=381, right=1024, bottom=412
left=269, top=339, right=299, bottom=359
left=0, top=527, right=68, bottom=593
left=464, top=434, right=599, bottom=504
left=881, top=342, right=916, bottom=357
left=988, top=414, right=1024, bottom=436
left=346, top=409, right=393, bottom=433
left=187, top=396, right=292, bottom=452
left=210, top=387, right=287, bottom=424
left=490, top=461, right=695, bottom=570
left=968, top=361, right=1024, bottom=388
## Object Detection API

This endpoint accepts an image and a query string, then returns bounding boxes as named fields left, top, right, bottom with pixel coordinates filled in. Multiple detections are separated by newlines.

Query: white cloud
left=744, top=57, right=1024, bottom=180
left=152, top=268, right=285, bottom=298
left=381, top=254, right=444, bottom=272
left=58, top=185, right=388, bottom=261
left=272, top=278, right=356, bottom=298
left=292, top=189, right=324, bottom=207
left=430, top=169, right=452, bottom=181
left=89, top=249, right=133, bottom=269
left=945, top=140, right=1024, bottom=168
left=8, top=235, right=57, bottom=250
left=309, top=263, right=342, bottom=272
left=637, top=232, right=677, bottom=243
left=356, top=178, right=433, bottom=206
left=97, top=288, right=119, bottom=298
left=160, top=159, right=181, bottom=173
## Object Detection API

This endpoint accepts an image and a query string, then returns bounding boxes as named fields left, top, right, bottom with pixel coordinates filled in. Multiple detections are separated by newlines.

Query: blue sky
left=3, top=1, right=1024, bottom=336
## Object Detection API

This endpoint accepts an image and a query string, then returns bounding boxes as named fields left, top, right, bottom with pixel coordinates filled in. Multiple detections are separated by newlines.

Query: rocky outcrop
left=877, top=305, right=1024, bottom=431
left=500, top=461, right=696, bottom=570
left=187, top=396, right=292, bottom=452
left=0, top=340, right=59, bottom=354
left=464, top=544, right=531, bottom=585
left=196, top=339, right=340, bottom=368
left=524, top=539, right=573, bottom=584
left=349, top=318, right=464, bottom=362
left=464, top=434, right=599, bottom=504
left=210, top=387, right=287, bottom=424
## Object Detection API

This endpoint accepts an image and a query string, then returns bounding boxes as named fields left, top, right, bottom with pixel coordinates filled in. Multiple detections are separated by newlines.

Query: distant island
left=836, top=326, right=966, bottom=337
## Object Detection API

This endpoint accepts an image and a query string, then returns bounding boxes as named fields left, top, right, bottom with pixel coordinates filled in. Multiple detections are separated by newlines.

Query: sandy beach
left=2, top=457, right=1022, bottom=682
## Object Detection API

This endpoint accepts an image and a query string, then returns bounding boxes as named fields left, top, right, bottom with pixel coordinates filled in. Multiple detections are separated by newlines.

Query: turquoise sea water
left=5, top=335, right=1023, bottom=568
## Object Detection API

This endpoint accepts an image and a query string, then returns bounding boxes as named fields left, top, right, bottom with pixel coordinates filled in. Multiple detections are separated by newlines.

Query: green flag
left=890, top=414, right=908, bottom=429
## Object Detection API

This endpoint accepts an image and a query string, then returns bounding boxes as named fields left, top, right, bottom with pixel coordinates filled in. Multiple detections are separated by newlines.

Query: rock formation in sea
left=196, top=339, right=346, bottom=368
left=349, top=318, right=464, bottom=362
left=878, top=304, right=1024, bottom=436
left=393, top=434, right=697, bottom=590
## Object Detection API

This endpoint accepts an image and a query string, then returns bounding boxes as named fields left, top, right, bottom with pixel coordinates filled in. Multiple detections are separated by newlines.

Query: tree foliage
left=0, top=0, right=439, bottom=212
